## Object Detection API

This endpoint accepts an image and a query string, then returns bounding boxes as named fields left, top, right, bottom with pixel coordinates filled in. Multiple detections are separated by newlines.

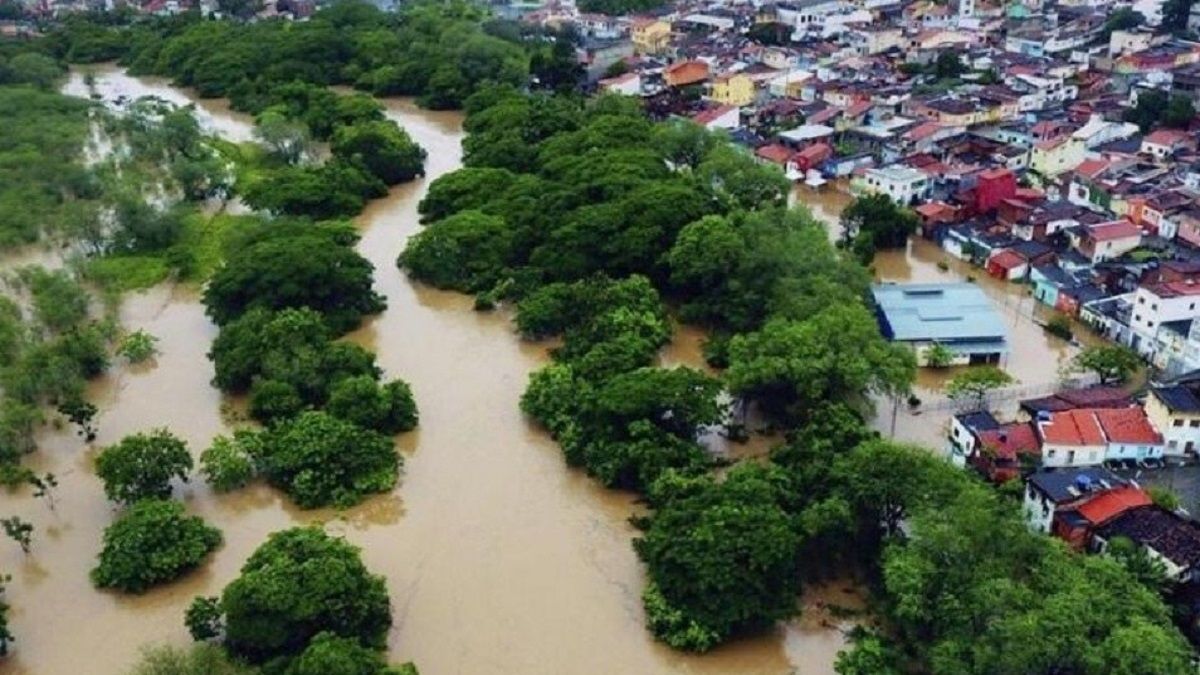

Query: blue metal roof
left=871, top=283, right=1009, bottom=349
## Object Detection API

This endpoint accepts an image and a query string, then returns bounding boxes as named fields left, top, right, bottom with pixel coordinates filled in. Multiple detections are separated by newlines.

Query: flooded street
left=793, top=184, right=1088, bottom=448
left=0, top=70, right=858, bottom=674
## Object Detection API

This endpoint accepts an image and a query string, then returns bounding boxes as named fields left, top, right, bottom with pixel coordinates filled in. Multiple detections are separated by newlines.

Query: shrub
left=91, top=500, right=222, bottom=593
left=95, top=429, right=192, bottom=504
left=200, top=433, right=257, bottom=493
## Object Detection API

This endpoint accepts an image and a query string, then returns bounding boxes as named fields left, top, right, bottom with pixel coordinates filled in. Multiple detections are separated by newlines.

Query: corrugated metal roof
left=871, top=283, right=1009, bottom=347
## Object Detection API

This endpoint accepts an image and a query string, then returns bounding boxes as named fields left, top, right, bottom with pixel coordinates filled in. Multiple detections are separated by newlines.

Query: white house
left=1024, top=467, right=1130, bottom=534
left=855, top=166, right=932, bottom=205
left=1130, top=280, right=1200, bottom=358
left=1038, top=409, right=1108, bottom=468
left=598, top=72, right=640, bottom=96
left=1145, top=383, right=1200, bottom=455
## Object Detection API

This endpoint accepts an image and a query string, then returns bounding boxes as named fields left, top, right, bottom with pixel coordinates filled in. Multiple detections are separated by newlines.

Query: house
left=1020, top=387, right=1136, bottom=417
left=853, top=166, right=932, bottom=205
left=985, top=249, right=1029, bottom=281
left=1142, top=128, right=1196, bottom=160
left=948, top=410, right=1000, bottom=466
left=690, top=105, right=739, bottom=131
left=631, top=18, right=671, bottom=55
left=1095, top=506, right=1200, bottom=581
left=598, top=72, right=640, bottom=96
left=1037, top=409, right=1108, bottom=468
left=971, top=422, right=1040, bottom=484
left=1031, top=136, right=1086, bottom=177
left=1024, top=467, right=1132, bottom=534
left=665, top=60, right=710, bottom=88
left=711, top=73, right=755, bottom=107
left=1145, top=383, right=1200, bottom=455
left=973, top=168, right=1018, bottom=214
left=872, top=283, right=1008, bottom=366
left=1056, top=485, right=1154, bottom=549
left=1095, top=407, right=1165, bottom=463
left=1130, top=280, right=1200, bottom=357
left=1071, top=220, right=1143, bottom=264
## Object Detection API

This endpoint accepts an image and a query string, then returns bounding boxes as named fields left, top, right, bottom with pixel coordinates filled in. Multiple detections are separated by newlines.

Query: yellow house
left=711, top=73, right=755, bottom=107
left=1030, top=136, right=1086, bottom=177
left=632, top=19, right=671, bottom=55
left=1145, top=387, right=1200, bottom=456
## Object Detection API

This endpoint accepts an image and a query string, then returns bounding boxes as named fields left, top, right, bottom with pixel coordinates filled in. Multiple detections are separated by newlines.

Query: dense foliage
left=55, top=1, right=528, bottom=110
left=202, top=221, right=385, bottom=332
left=91, top=499, right=222, bottom=593
left=245, top=411, right=399, bottom=509
left=839, top=194, right=920, bottom=263
left=192, top=527, right=392, bottom=667
left=400, top=87, right=1194, bottom=669
left=636, top=464, right=801, bottom=651
left=127, top=644, right=255, bottom=675
left=94, top=429, right=192, bottom=504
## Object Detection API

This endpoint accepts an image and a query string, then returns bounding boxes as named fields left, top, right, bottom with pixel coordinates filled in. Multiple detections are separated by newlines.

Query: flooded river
left=0, top=70, right=859, bottom=674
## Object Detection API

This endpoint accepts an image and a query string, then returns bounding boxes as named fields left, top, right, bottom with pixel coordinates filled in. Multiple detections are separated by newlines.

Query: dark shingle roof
left=1029, top=467, right=1126, bottom=504
left=1153, top=385, right=1200, bottom=414
left=1098, top=506, right=1200, bottom=570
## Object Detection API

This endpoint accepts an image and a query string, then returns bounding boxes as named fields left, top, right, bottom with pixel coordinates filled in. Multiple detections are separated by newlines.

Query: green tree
left=203, top=232, right=384, bottom=333
left=1102, top=7, right=1145, bottom=39
left=253, top=110, right=312, bottom=165
left=1163, top=0, right=1195, bottom=36
left=325, top=376, right=418, bottom=435
left=284, top=632, right=403, bottom=675
left=726, top=306, right=915, bottom=424
left=933, top=50, right=966, bottom=80
left=117, top=330, right=159, bottom=364
left=1072, top=344, right=1140, bottom=384
left=248, top=411, right=399, bottom=508
left=91, top=499, right=222, bottom=593
left=635, top=464, right=801, bottom=652
left=924, top=343, right=954, bottom=368
left=1, top=516, right=32, bottom=554
left=94, top=429, right=192, bottom=504
left=1106, top=535, right=1169, bottom=593
left=331, top=121, right=426, bottom=185
left=17, top=267, right=90, bottom=333
left=944, top=366, right=1012, bottom=410
left=200, top=433, right=257, bottom=493
left=128, top=643, right=254, bottom=675
left=0, top=574, right=12, bottom=656
left=840, top=194, right=919, bottom=262
left=399, top=210, right=514, bottom=292
left=4, top=53, right=63, bottom=91
left=203, top=527, right=392, bottom=663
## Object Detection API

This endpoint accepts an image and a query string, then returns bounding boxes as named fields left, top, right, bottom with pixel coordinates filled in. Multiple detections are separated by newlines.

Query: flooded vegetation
left=0, top=67, right=859, bottom=675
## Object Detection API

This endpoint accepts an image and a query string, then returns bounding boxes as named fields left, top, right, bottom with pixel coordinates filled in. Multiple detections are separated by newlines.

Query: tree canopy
left=94, top=429, right=192, bottom=504
left=92, top=499, right=222, bottom=593
left=194, top=527, right=392, bottom=666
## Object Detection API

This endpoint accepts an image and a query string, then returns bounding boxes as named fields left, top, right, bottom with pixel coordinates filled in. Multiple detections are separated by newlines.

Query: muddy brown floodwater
left=0, top=70, right=861, bottom=675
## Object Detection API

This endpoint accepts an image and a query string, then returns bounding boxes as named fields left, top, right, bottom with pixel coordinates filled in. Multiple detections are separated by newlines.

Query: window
left=1152, top=303, right=1158, bottom=311
left=1191, top=420, right=1200, bottom=428
left=1176, top=419, right=1185, bottom=427
left=1048, top=449, right=1056, bottom=458
left=1139, top=297, right=1146, bottom=304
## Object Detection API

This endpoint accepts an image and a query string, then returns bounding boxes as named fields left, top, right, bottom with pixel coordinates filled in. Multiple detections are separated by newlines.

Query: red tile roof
left=1076, top=158, right=1109, bottom=180
left=1094, top=408, right=1163, bottom=445
left=755, top=143, right=793, bottom=164
left=1040, top=409, right=1106, bottom=446
left=1145, top=129, right=1191, bottom=146
left=977, top=422, right=1039, bottom=461
left=691, top=105, right=735, bottom=126
left=1076, top=486, right=1152, bottom=526
left=1146, top=280, right=1200, bottom=298
left=989, top=249, right=1026, bottom=270
left=1086, top=220, right=1141, bottom=242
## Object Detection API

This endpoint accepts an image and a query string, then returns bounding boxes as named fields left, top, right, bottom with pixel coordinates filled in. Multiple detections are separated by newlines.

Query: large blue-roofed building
left=872, top=282, right=1009, bottom=366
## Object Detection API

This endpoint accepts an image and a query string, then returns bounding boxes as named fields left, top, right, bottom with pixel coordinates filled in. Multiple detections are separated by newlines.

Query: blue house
left=872, top=283, right=1010, bottom=366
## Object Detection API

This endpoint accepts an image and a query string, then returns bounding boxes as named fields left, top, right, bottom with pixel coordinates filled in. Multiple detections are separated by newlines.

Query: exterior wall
left=1031, top=138, right=1086, bottom=176
left=1041, top=442, right=1106, bottom=467
left=711, top=74, right=755, bottom=106
left=1106, top=441, right=1164, bottom=461
left=1025, top=485, right=1055, bottom=533
left=1146, top=394, right=1200, bottom=455
left=632, top=21, right=670, bottom=55
left=1131, top=286, right=1200, bottom=351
